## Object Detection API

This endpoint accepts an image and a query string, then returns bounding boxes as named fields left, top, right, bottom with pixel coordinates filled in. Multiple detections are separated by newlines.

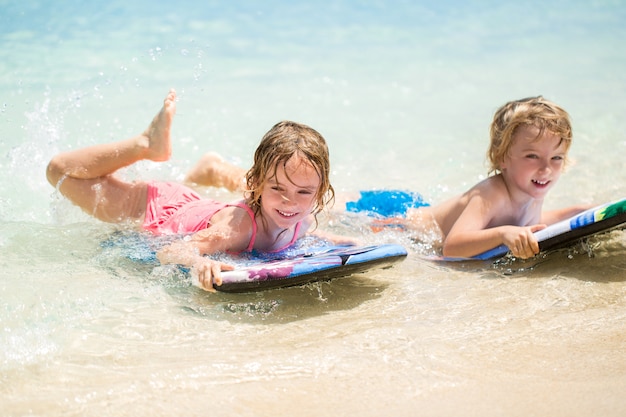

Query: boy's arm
left=441, top=194, right=544, bottom=259
left=443, top=224, right=544, bottom=259
left=441, top=196, right=501, bottom=257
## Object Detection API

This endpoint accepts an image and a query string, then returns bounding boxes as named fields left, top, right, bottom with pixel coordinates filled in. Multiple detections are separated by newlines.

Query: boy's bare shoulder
left=458, top=175, right=513, bottom=219
left=473, top=174, right=505, bottom=192
left=459, top=175, right=507, bottom=202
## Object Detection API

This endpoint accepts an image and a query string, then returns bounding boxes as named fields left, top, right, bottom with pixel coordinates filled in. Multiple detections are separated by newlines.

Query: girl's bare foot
left=143, top=89, right=176, bottom=161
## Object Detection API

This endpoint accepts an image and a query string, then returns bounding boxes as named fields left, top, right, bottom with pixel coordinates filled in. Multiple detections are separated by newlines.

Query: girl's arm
left=156, top=232, right=234, bottom=292
left=156, top=214, right=253, bottom=292
left=309, top=229, right=362, bottom=246
left=300, top=214, right=361, bottom=246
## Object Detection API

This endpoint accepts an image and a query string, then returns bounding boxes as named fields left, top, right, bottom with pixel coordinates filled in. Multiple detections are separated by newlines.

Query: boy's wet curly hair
left=488, top=96, right=572, bottom=174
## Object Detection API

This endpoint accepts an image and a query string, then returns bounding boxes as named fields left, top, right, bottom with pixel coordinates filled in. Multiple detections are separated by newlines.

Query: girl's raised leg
left=46, top=89, right=177, bottom=223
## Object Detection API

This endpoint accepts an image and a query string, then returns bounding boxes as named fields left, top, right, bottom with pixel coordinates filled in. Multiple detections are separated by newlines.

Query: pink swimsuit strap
left=227, top=202, right=257, bottom=253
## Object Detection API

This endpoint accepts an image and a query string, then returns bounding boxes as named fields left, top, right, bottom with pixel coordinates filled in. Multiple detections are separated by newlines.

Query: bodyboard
left=444, top=197, right=626, bottom=261
left=216, top=244, right=408, bottom=293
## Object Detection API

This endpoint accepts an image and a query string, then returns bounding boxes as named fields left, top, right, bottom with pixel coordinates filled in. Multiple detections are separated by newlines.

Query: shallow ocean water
left=1, top=1, right=626, bottom=416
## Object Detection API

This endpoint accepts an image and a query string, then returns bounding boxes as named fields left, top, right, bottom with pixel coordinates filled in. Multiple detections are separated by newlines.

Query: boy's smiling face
left=499, top=124, right=567, bottom=200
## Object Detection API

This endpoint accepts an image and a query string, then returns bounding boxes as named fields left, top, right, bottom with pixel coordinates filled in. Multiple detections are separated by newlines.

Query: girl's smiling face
left=260, top=155, right=321, bottom=230
left=499, top=124, right=567, bottom=201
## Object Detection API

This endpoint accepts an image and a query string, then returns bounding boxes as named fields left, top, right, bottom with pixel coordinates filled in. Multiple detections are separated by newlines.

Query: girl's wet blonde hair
left=487, top=96, right=573, bottom=174
left=244, top=120, right=334, bottom=224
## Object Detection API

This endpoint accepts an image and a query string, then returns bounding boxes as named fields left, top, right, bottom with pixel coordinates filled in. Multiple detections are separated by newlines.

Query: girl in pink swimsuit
left=46, top=89, right=346, bottom=291
left=141, top=181, right=301, bottom=254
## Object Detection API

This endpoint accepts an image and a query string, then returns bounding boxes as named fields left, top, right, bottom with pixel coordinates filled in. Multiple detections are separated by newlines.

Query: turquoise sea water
left=2, top=1, right=626, bottom=416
